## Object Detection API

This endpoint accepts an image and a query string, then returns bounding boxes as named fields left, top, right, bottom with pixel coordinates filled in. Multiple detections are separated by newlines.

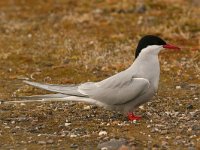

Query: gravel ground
left=0, top=0, right=199, bottom=149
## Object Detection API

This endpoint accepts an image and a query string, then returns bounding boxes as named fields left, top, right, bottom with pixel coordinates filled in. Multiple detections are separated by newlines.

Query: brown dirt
left=0, top=0, right=199, bottom=149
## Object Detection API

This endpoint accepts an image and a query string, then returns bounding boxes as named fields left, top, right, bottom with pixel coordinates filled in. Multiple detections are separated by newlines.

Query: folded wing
left=78, top=77, right=150, bottom=105
left=23, top=74, right=150, bottom=106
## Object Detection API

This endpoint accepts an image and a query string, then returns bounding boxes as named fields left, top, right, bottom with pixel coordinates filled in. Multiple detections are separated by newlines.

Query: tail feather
left=3, top=95, right=104, bottom=106
left=18, top=93, right=68, bottom=100
left=2, top=80, right=106, bottom=107
left=23, top=80, right=86, bottom=97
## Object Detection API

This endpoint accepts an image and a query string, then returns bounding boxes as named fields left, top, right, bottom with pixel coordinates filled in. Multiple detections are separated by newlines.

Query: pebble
left=46, top=139, right=54, bottom=144
left=192, top=125, right=200, bottom=131
left=70, top=143, right=78, bottom=148
left=64, top=123, right=71, bottom=127
left=20, top=103, right=26, bottom=106
left=187, top=128, right=192, bottom=132
left=135, top=3, right=147, bottom=13
left=99, top=131, right=107, bottom=136
left=176, top=86, right=181, bottom=89
left=4, top=126, right=10, bottom=129
left=38, top=141, right=46, bottom=145
left=139, top=105, right=145, bottom=110
left=160, top=130, right=168, bottom=135
left=27, top=33, right=32, bottom=38
left=147, top=125, right=151, bottom=128
left=97, top=138, right=127, bottom=150
left=187, top=104, right=193, bottom=109
left=101, top=148, right=108, bottom=150
left=161, top=141, right=168, bottom=147
left=83, top=105, right=91, bottom=110
left=0, top=100, right=3, bottom=104
left=70, top=134, right=77, bottom=138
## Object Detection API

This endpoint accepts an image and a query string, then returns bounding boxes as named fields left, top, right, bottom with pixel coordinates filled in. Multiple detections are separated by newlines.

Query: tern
left=6, top=35, right=180, bottom=121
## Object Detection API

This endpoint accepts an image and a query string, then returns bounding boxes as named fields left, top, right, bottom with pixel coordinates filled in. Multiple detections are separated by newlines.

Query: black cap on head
left=135, top=35, right=166, bottom=58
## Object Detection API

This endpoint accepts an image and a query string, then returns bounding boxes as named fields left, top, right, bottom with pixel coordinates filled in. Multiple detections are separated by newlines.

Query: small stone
left=70, top=134, right=77, bottom=138
left=135, top=3, right=147, bottom=13
left=101, top=148, right=108, bottom=150
left=20, top=103, right=26, bottom=106
left=97, top=138, right=127, bottom=150
left=188, top=128, right=192, bottom=132
left=139, top=105, right=144, bottom=110
left=64, top=123, right=71, bottom=127
left=176, top=86, right=181, bottom=89
left=83, top=105, right=91, bottom=110
left=165, top=136, right=171, bottom=140
left=161, top=141, right=168, bottom=147
left=151, top=128, right=159, bottom=133
left=28, top=33, right=32, bottom=38
left=38, top=141, right=46, bottom=145
left=147, top=125, right=151, bottom=128
left=70, top=143, right=78, bottom=148
left=152, top=144, right=160, bottom=148
left=99, top=131, right=107, bottom=136
left=192, top=125, right=200, bottom=131
left=190, top=135, right=197, bottom=139
left=0, top=100, right=4, bottom=104
left=160, top=130, right=168, bottom=135
left=186, top=104, right=193, bottom=109
left=4, top=126, right=10, bottom=129
left=132, top=120, right=137, bottom=124
left=93, top=8, right=103, bottom=14
left=46, top=139, right=54, bottom=144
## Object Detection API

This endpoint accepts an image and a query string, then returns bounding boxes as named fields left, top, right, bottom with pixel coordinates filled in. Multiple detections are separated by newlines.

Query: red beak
left=163, top=44, right=181, bottom=50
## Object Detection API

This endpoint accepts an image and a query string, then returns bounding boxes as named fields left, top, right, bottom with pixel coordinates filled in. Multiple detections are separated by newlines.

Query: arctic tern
left=5, top=35, right=180, bottom=121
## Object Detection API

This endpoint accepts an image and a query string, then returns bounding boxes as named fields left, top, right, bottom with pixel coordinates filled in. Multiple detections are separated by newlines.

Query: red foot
left=128, top=112, right=142, bottom=121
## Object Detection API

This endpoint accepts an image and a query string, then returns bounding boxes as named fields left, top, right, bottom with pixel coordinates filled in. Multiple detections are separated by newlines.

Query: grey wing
left=78, top=77, right=150, bottom=105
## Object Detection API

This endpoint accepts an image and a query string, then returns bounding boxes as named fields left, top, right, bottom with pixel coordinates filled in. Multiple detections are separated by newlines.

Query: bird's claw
left=128, top=112, right=142, bottom=121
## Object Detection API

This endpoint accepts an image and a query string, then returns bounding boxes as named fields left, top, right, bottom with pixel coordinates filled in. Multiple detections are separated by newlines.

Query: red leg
left=128, top=112, right=142, bottom=121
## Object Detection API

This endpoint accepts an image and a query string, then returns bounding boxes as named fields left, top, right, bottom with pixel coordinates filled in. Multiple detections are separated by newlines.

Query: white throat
left=138, top=45, right=163, bottom=57
left=131, top=45, right=163, bottom=91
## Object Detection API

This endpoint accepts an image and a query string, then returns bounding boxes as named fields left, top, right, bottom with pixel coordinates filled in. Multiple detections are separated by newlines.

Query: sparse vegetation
left=0, top=0, right=199, bottom=149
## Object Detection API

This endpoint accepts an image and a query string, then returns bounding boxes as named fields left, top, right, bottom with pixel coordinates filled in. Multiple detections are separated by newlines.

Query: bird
left=6, top=35, right=180, bottom=121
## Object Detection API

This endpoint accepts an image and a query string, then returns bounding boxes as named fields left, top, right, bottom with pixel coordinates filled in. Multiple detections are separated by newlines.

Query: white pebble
left=139, top=105, right=144, bottom=110
left=28, top=33, right=32, bottom=38
left=83, top=105, right=91, bottom=110
left=101, top=147, right=108, bottom=150
left=98, top=131, right=107, bottom=136
left=176, top=86, right=181, bottom=89
left=65, top=123, right=71, bottom=127
left=20, top=103, right=26, bottom=106
left=147, top=125, right=151, bottom=128
left=70, top=134, right=77, bottom=138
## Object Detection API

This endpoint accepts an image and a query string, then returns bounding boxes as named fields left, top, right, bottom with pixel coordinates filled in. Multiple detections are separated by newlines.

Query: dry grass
left=0, top=0, right=199, bottom=149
